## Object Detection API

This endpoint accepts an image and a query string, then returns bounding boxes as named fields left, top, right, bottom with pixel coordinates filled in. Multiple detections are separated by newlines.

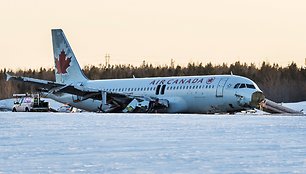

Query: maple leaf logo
left=206, top=77, right=215, bottom=84
left=55, top=50, right=71, bottom=74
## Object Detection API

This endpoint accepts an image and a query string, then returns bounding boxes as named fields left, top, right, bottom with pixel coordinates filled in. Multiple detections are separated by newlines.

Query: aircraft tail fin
left=51, top=29, right=88, bottom=84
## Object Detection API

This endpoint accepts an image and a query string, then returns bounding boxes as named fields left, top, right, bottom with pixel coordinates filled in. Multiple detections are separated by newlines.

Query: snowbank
left=282, top=101, right=306, bottom=114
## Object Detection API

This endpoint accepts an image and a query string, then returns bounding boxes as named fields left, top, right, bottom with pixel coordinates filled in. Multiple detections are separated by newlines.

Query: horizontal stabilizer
left=5, top=73, right=12, bottom=81
left=6, top=73, right=64, bottom=88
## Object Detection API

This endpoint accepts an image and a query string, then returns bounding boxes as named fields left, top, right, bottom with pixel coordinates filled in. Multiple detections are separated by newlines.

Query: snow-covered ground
left=0, top=98, right=14, bottom=111
left=283, top=101, right=306, bottom=113
left=0, top=113, right=306, bottom=173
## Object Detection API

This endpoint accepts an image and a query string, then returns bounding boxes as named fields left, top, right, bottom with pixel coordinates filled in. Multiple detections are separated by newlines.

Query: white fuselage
left=46, top=74, right=262, bottom=113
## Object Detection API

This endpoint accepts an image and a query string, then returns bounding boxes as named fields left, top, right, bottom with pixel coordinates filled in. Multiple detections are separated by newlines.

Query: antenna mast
left=105, top=54, right=110, bottom=67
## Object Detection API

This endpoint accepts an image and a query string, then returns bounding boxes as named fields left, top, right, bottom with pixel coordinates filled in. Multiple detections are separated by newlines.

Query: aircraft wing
left=6, top=73, right=109, bottom=98
left=6, top=73, right=64, bottom=89
left=6, top=73, right=169, bottom=112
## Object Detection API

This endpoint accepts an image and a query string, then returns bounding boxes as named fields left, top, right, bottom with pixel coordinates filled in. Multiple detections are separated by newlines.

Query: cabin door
left=216, top=78, right=229, bottom=97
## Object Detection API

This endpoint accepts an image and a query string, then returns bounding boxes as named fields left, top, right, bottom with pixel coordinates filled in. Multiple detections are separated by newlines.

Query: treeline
left=1, top=61, right=306, bottom=102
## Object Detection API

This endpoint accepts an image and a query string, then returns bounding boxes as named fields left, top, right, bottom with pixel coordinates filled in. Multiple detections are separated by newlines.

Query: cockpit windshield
left=234, top=84, right=240, bottom=88
left=234, top=83, right=255, bottom=89
left=246, top=84, right=255, bottom=89
left=239, top=84, right=246, bottom=88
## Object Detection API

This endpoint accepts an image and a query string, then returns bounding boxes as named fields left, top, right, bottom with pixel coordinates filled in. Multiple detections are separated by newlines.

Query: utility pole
left=105, top=54, right=110, bottom=67
left=170, top=58, right=175, bottom=68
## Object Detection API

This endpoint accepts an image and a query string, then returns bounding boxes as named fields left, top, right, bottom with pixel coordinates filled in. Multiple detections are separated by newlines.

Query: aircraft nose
left=250, top=91, right=265, bottom=108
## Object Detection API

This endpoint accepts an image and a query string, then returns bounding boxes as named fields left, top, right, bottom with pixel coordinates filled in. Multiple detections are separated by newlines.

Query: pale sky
left=1, top=0, right=306, bottom=70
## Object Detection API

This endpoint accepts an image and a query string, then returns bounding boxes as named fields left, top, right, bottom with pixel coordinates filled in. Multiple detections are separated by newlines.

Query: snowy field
left=0, top=113, right=306, bottom=173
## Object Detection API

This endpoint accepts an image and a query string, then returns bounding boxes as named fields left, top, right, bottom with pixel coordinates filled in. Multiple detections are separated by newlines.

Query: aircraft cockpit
left=233, top=83, right=256, bottom=89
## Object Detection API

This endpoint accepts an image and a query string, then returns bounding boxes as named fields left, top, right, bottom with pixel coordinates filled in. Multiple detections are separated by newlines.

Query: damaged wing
left=6, top=73, right=64, bottom=89
left=7, top=73, right=115, bottom=100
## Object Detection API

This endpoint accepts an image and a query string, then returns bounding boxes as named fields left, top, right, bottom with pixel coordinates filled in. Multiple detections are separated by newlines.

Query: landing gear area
left=122, top=98, right=169, bottom=113
left=98, top=95, right=169, bottom=113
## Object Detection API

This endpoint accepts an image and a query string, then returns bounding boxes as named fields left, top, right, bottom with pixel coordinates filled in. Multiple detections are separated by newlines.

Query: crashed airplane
left=7, top=29, right=266, bottom=113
